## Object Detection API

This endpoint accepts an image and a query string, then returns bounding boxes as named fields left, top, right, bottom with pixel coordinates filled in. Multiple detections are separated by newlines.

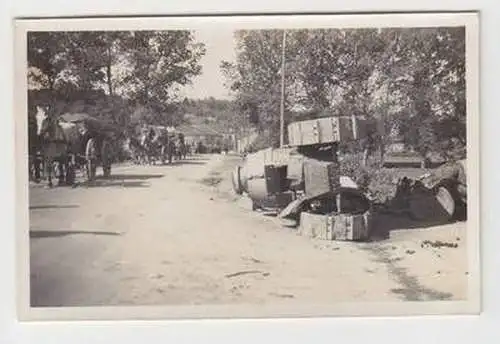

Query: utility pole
left=279, top=30, right=287, bottom=147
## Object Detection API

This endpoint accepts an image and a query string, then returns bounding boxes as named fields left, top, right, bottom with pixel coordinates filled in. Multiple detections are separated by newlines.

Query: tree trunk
left=106, top=46, right=114, bottom=96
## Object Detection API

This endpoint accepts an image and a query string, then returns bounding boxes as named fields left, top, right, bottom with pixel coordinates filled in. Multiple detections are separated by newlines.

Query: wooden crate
left=332, top=212, right=371, bottom=241
left=299, top=211, right=372, bottom=242
left=287, top=116, right=360, bottom=147
left=303, top=159, right=340, bottom=197
left=299, top=212, right=334, bottom=240
left=287, top=154, right=305, bottom=182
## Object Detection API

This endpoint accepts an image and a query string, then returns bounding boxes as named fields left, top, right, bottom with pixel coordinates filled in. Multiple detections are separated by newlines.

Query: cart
left=59, top=113, right=117, bottom=182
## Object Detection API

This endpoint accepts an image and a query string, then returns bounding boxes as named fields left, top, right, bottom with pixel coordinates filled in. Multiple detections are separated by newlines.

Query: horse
left=35, top=106, right=77, bottom=187
left=173, top=133, right=187, bottom=161
left=140, top=127, right=177, bottom=165
left=139, top=127, right=158, bottom=165
left=123, top=134, right=148, bottom=165
left=152, top=128, right=173, bottom=165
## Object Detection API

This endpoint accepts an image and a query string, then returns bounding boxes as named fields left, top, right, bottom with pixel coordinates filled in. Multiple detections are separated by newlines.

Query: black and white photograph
left=14, top=13, right=480, bottom=320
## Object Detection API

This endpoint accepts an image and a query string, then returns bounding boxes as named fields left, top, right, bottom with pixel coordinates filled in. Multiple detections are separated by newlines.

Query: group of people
left=123, top=126, right=189, bottom=165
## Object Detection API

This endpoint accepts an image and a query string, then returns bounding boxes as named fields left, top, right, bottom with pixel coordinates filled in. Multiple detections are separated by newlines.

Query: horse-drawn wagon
left=58, top=113, right=117, bottom=183
left=35, top=106, right=118, bottom=187
left=134, top=124, right=175, bottom=165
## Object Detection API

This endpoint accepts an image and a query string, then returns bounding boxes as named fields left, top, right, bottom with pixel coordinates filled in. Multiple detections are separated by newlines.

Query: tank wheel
left=435, top=186, right=456, bottom=220
left=252, top=201, right=260, bottom=211
left=232, top=166, right=243, bottom=195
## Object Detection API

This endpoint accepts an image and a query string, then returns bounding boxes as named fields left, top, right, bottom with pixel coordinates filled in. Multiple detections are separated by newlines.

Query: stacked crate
left=299, top=211, right=372, bottom=241
left=287, top=116, right=368, bottom=147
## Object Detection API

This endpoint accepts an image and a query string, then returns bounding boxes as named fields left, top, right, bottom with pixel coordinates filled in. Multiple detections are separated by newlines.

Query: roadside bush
left=339, top=152, right=397, bottom=204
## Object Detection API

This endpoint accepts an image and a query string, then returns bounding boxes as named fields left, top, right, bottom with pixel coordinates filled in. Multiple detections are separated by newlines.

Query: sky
left=178, top=29, right=238, bottom=100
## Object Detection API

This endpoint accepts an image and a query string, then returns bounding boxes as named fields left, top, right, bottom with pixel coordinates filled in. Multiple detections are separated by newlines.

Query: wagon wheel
left=85, top=138, right=98, bottom=181
left=101, top=139, right=112, bottom=178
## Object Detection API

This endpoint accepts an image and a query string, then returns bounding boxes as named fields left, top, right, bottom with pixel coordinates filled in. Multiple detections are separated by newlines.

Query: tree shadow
left=74, top=173, right=166, bottom=188
left=96, top=174, right=164, bottom=181
left=30, top=230, right=121, bottom=238
left=79, top=180, right=151, bottom=188
left=29, top=205, right=79, bottom=210
left=167, top=160, right=208, bottom=166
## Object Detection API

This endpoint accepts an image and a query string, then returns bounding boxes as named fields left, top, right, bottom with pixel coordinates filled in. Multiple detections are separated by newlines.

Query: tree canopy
left=221, top=27, right=466, bottom=157
left=28, top=30, right=206, bottom=128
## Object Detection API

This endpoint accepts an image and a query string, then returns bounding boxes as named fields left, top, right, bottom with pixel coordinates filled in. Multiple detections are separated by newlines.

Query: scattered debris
left=225, top=270, right=270, bottom=278
left=242, top=256, right=263, bottom=264
left=389, top=257, right=403, bottom=263
left=405, top=249, right=416, bottom=255
left=200, top=175, right=223, bottom=187
left=421, top=240, right=459, bottom=248
left=269, top=292, right=294, bottom=298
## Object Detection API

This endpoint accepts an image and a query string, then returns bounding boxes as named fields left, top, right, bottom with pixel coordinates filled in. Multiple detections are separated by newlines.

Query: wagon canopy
left=58, top=113, right=117, bottom=137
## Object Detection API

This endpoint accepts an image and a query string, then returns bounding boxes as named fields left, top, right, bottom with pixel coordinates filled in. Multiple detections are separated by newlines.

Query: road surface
left=29, top=154, right=468, bottom=307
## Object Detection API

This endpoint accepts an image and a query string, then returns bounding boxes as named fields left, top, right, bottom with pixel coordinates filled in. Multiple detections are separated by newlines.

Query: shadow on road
left=79, top=180, right=151, bottom=188
left=74, top=173, right=165, bottom=188
left=30, top=230, right=121, bottom=239
left=368, top=213, right=464, bottom=242
left=165, top=160, right=208, bottom=166
left=29, top=205, right=79, bottom=210
left=97, top=174, right=164, bottom=181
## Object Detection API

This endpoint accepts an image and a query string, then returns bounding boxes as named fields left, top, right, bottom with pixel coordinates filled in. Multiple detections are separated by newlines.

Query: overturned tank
left=232, top=115, right=374, bottom=242
left=392, top=159, right=467, bottom=222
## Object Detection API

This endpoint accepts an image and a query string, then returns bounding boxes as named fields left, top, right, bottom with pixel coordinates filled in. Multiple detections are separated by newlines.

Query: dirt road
left=29, top=154, right=468, bottom=307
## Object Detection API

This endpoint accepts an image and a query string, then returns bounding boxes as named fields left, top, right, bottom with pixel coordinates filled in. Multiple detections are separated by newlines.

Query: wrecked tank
left=392, top=159, right=467, bottom=222
left=231, top=115, right=374, bottom=242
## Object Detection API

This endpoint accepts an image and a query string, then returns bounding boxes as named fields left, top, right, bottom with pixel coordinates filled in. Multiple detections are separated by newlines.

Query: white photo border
left=13, top=12, right=480, bottom=321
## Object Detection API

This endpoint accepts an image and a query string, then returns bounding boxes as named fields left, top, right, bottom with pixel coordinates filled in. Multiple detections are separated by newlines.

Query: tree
left=27, top=30, right=206, bottom=129
left=221, top=27, right=466, bottom=158
left=28, top=32, right=74, bottom=93
left=124, top=31, right=205, bottom=108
